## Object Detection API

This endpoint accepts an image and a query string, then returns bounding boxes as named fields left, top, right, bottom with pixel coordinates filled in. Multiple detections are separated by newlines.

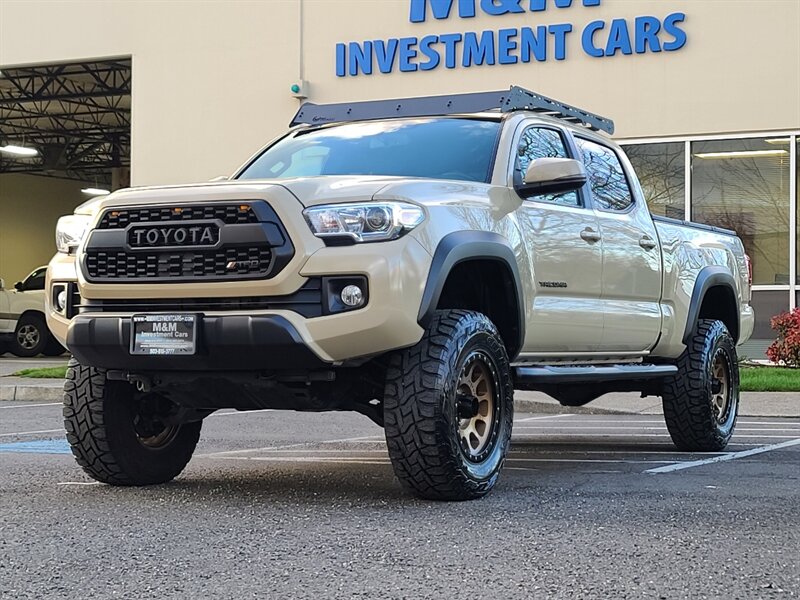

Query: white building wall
left=1, top=0, right=798, bottom=186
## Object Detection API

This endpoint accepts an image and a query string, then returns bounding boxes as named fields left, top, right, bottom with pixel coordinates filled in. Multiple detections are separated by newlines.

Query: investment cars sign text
left=335, top=0, right=687, bottom=77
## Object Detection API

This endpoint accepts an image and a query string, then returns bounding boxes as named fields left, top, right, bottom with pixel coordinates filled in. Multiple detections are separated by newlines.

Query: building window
left=691, top=137, right=791, bottom=286
left=624, top=142, right=685, bottom=219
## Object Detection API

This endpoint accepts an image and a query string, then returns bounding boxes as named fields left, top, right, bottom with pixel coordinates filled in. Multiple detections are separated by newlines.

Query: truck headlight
left=55, top=214, right=92, bottom=253
left=303, top=202, right=424, bottom=243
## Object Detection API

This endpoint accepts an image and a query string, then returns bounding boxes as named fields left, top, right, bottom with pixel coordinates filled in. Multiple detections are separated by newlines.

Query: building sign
left=335, top=0, right=687, bottom=77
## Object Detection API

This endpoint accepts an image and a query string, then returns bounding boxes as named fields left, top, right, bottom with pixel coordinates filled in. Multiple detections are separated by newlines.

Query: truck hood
left=75, top=175, right=494, bottom=214
left=77, top=176, right=408, bottom=215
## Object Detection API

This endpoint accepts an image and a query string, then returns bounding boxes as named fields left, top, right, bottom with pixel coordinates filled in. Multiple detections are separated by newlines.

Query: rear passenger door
left=513, top=124, right=604, bottom=355
left=574, top=137, right=662, bottom=353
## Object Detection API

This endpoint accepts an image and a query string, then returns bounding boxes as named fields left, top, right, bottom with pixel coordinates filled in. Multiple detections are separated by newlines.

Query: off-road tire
left=384, top=310, right=514, bottom=501
left=63, top=359, right=202, bottom=485
left=662, top=319, right=739, bottom=452
left=11, top=314, right=49, bottom=357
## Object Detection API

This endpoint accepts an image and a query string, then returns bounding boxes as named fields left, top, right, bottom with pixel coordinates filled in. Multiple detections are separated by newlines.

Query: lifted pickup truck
left=47, top=87, right=754, bottom=500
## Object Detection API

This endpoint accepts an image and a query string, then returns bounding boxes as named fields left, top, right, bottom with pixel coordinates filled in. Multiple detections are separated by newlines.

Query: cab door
left=512, top=124, right=604, bottom=355
left=573, top=137, right=663, bottom=353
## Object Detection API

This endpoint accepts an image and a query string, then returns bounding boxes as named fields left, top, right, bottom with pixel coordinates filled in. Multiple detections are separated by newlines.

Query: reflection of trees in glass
left=514, top=127, right=578, bottom=207
left=575, top=138, right=632, bottom=211
left=691, top=138, right=790, bottom=286
left=624, top=143, right=685, bottom=218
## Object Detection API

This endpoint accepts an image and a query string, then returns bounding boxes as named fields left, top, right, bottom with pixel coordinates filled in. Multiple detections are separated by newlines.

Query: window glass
left=575, top=138, right=634, bottom=211
left=23, top=269, right=45, bottom=291
left=623, top=142, right=685, bottom=219
left=691, top=137, right=790, bottom=286
left=238, top=118, right=500, bottom=183
left=514, top=127, right=579, bottom=207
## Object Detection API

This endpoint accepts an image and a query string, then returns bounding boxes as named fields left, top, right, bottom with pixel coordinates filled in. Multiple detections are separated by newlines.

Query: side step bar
left=514, top=364, right=677, bottom=385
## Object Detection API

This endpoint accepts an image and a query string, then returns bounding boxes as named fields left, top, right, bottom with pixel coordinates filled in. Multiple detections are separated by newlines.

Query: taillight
left=744, top=254, right=753, bottom=287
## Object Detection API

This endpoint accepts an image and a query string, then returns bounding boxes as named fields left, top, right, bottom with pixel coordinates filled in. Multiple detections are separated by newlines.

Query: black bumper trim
left=66, top=314, right=329, bottom=371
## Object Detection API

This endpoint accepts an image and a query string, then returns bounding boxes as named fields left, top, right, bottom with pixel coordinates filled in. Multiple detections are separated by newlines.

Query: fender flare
left=417, top=231, right=526, bottom=356
left=682, top=266, right=740, bottom=344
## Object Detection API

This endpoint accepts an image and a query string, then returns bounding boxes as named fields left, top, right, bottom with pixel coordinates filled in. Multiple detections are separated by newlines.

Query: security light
left=0, top=144, right=38, bottom=157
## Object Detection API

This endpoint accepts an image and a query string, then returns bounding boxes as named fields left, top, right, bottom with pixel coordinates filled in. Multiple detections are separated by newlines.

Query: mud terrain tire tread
left=63, top=359, right=201, bottom=485
left=383, top=309, right=513, bottom=501
left=662, top=319, right=739, bottom=452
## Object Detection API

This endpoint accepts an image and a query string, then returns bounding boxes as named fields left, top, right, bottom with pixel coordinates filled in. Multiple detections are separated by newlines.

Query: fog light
left=56, top=289, right=68, bottom=312
left=340, top=285, right=364, bottom=307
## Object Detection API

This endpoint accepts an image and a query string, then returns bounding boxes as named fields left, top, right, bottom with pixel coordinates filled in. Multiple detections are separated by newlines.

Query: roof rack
left=290, top=85, right=615, bottom=135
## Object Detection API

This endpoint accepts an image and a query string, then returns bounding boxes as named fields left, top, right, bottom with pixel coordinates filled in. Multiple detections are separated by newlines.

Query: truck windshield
left=237, top=118, right=500, bottom=183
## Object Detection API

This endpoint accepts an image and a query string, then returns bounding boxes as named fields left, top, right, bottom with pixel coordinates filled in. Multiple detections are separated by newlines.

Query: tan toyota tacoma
left=47, top=87, right=754, bottom=500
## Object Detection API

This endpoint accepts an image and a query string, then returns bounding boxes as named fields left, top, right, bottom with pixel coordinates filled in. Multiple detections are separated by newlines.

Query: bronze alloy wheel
left=710, top=349, right=732, bottom=424
left=456, top=351, right=500, bottom=462
left=136, top=423, right=181, bottom=449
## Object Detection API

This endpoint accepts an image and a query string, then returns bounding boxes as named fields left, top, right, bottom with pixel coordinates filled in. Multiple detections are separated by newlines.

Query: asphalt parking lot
left=1, top=402, right=798, bottom=599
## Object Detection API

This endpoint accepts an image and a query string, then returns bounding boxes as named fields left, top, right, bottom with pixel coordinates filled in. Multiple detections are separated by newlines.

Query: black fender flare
left=417, top=231, right=526, bottom=357
left=682, top=266, right=740, bottom=344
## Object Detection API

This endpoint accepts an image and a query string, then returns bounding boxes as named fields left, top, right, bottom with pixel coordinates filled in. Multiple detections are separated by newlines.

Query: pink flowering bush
left=766, top=308, right=800, bottom=368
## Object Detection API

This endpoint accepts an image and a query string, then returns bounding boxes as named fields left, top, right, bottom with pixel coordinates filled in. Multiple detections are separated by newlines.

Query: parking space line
left=57, top=481, right=102, bottom=486
left=208, top=409, right=274, bottom=418
left=515, top=425, right=800, bottom=432
left=212, top=455, right=390, bottom=465
left=645, top=438, right=800, bottom=474
left=514, top=414, right=575, bottom=423
left=195, top=435, right=385, bottom=458
left=0, top=429, right=63, bottom=438
left=513, top=433, right=800, bottom=439
left=0, top=402, right=62, bottom=410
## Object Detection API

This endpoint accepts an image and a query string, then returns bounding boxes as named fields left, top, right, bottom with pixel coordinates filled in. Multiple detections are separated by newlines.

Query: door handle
left=580, top=227, right=601, bottom=243
left=639, top=235, right=657, bottom=250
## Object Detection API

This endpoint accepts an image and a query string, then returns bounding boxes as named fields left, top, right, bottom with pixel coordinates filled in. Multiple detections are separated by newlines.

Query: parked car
left=47, top=87, right=753, bottom=500
left=0, top=267, right=66, bottom=357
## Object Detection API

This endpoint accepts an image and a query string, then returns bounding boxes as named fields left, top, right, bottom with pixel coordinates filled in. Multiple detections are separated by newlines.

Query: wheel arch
left=417, top=231, right=525, bottom=359
left=683, top=267, right=740, bottom=344
left=16, top=309, right=47, bottom=326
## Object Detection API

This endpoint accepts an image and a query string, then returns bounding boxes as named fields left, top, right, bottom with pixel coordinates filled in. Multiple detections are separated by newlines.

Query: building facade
left=1, top=0, right=799, bottom=355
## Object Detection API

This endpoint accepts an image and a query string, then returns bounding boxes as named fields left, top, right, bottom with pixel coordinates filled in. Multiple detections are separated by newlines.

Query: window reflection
left=576, top=138, right=633, bottom=211
left=691, top=138, right=790, bottom=286
left=514, top=127, right=579, bottom=207
left=624, top=142, right=685, bottom=218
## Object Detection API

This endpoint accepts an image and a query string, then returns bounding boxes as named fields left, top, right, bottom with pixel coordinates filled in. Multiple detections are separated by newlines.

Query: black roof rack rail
left=290, top=85, right=615, bottom=135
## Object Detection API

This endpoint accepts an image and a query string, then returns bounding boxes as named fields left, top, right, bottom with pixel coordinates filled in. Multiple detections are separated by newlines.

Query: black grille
left=98, top=204, right=258, bottom=229
left=85, top=246, right=272, bottom=280
left=79, top=279, right=323, bottom=318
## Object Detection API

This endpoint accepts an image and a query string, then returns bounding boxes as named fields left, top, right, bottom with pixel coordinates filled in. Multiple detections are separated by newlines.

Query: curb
left=0, top=386, right=630, bottom=411
left=0, top=384, right=63, bottom=403
left=0, top=384, right=794, bottom=419
left=513, top=399, right=625, bottom=415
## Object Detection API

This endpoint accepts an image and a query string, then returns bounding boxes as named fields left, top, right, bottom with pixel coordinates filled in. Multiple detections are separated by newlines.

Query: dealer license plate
left=131, top=314, right=197, bottom=356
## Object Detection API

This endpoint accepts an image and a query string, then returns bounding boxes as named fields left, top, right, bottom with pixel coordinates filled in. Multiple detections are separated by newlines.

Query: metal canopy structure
left=291, top=85, right=615, bottom=135
left=0, top=58, right=131, bottom=185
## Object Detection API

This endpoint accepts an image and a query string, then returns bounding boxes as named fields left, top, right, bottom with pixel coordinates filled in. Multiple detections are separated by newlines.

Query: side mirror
left=0, top=278, right=4, bottom=290
left=518, top=158, right=587, bottom=197
left=14, top=281, right=24, bottom=291
left=209, top=175, right=228, bottom=182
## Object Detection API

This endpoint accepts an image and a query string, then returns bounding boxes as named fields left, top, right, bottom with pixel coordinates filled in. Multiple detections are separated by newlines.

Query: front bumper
left=66, top=314, right=328, bottom=371
left=47, top=230, right=433, bottom=366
